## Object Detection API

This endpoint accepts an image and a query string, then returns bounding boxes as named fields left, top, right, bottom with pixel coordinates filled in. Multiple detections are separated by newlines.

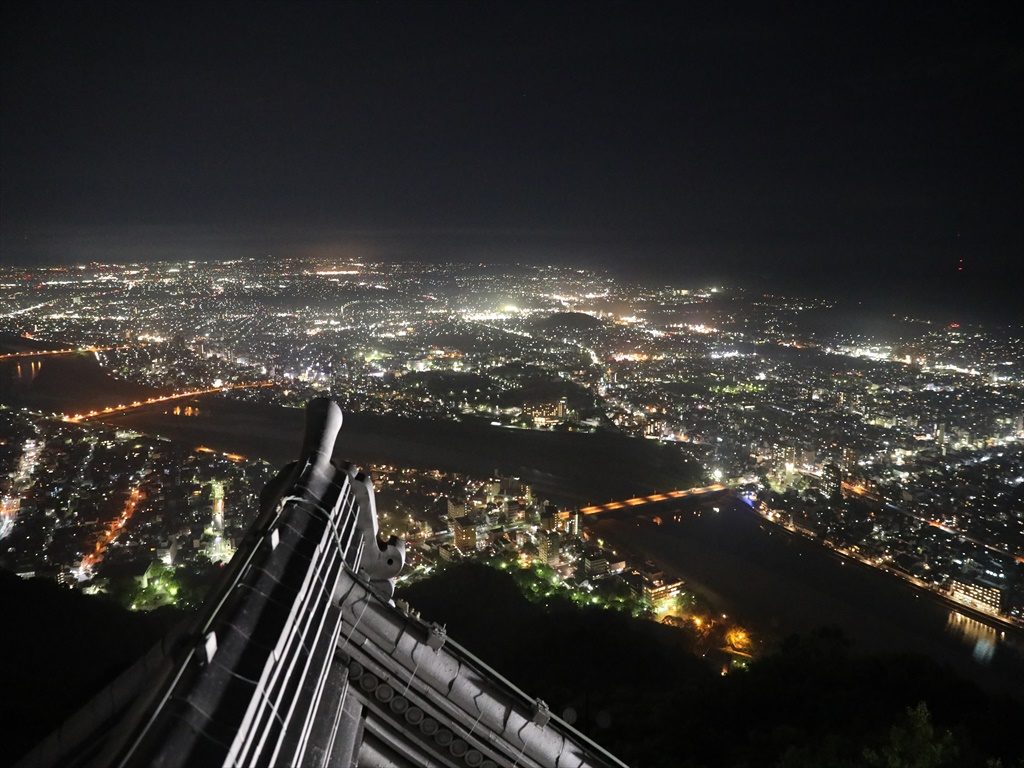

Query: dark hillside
left=0, top=570, right=181, bottom=766
left=3, top=564, right=1022, bottom=768
left=533, top=311, right=605, bottom=332
left=400, top=563, right=1024, bottom=768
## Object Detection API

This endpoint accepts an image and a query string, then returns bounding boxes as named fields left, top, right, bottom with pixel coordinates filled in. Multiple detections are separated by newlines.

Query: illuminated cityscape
left=3, top=2, right=1022, bottom=766
left=2, top=260, right=1022, bottom=637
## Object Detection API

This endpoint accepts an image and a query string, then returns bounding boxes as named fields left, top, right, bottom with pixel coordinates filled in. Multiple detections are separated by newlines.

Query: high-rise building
left=537, top=531, right=560, bottom=566
left=453, top=514, right=481, bottom=553
left=822, top=463, right=842, bottom=498
left=949, top=577, right=1004, bottom=614
left=447, top=496, right=469, bottom=519
left=581, top=550, right=609, bottom=579
left=839, top=446, right=859, bottom=471
left=210, top=480, right=225, bottom=531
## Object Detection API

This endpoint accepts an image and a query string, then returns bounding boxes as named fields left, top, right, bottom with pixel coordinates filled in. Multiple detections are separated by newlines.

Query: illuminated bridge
left=64, top=381, right=275, bottom=422
left=579, top=483, right=728, bottom=515
left=0, top=344, right=131, bottom=361
left=20, top=399, right=625, bottom=768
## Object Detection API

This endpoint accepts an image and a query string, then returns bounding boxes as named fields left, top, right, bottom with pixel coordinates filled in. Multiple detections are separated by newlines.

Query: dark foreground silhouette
left=0, top=570, right=182, bottom=766
left=399, top=564, right=1024, bottom=768
left=2, top=564, right=1021, bottom=768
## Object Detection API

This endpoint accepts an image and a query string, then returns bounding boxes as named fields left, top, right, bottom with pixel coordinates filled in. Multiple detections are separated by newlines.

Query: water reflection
left=945, top=611, right=1001, bottom=664
left=1, top=357, right=45, bottom=401
left=597, top=505, right=1024, bottom=692
left=9, top=359, right=43, bottom=384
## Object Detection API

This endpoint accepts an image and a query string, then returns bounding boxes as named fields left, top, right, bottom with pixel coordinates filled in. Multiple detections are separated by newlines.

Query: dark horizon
left=2, top=1, right=1022, bottom=317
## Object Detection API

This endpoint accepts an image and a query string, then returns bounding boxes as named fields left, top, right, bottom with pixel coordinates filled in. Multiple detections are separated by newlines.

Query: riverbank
left=746, top=498, right=1024, bottom=634
left=589, top=498, right=1024, bottom=696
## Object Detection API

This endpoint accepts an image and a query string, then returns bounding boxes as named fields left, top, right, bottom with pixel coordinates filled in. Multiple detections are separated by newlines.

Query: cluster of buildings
left=366, top=461, right=689, bottom=620
left=0, top=406, right=273, bottom=609
left=2, top=258, right=1022, bottom=629
left=0, top=403, right=706, bottom=651
left=747, top=440, right=1024, bottom=623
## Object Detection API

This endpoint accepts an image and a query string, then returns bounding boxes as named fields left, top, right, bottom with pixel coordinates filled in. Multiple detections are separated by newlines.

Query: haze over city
left=3, top=2, right=1022, bottom=310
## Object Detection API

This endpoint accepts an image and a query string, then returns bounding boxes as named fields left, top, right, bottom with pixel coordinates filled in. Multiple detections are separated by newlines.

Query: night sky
left=1, top=2, right=1021, bottom=302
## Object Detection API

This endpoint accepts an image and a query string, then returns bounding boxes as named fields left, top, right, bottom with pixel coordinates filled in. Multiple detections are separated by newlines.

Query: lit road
left=0, top=301, right=55, bottom=318
left=79, top=486, right=143, bottom=575
left=579, top=483, right=727, bottom=515
left=64, top=381, right=275, bottom=423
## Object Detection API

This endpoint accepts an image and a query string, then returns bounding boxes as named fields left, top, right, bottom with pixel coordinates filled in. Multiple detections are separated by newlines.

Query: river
left=5, top=349, right=1022, bottom=693
left=0, top=350, right=701, bottom=504
left=0, top=349, right=155, bottom=413
left=590, top=497, right=1024, bottom=694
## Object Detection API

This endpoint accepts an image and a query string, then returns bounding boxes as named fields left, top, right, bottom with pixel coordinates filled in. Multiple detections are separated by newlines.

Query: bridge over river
left=579, top=483, right=728, bottom=515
